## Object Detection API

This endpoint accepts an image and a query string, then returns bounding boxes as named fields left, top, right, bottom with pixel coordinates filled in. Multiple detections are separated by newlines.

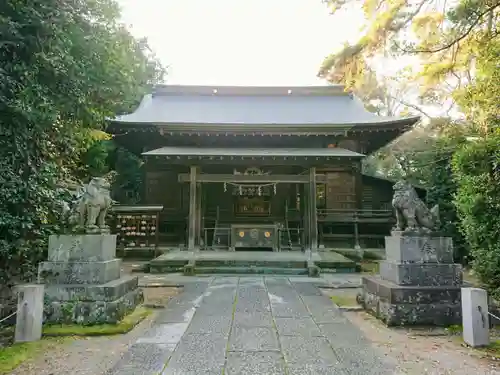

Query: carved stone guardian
left=358, top=180, right=463, bottom=327
left=61, top=177, right=114, bottom=234
left=40, top=173, right=143, bottom=325
left=391, top=180, right=440, bottom=233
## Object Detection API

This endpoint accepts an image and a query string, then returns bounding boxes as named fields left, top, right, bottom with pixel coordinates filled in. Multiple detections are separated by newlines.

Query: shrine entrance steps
left=147, top=250, right=356, bottom=275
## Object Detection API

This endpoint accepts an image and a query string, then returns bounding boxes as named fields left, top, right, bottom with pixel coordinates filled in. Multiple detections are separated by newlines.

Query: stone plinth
left=385, top=235, right=454, bottom=263
left=48, top=234, right=116, bottom=262
left=360, top=233, right=463, bottom=326
left=38, top=259, right=122, bottom=284
left=40, top=234, right=143, bottom=325
left=379, top=261, right=462, bottom=286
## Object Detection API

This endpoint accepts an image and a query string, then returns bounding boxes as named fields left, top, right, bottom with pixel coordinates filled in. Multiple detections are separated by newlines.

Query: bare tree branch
left=388, top=94, right=433, bottom=118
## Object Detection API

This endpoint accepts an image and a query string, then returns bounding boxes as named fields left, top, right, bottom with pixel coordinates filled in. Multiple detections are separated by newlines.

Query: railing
left=0, top=309, right=17, bottom=325
left=202, top=227, right=231, bottom=250
left=278, top=227, right=303, bottom=250
left=317, top=209, right=394, bottom=222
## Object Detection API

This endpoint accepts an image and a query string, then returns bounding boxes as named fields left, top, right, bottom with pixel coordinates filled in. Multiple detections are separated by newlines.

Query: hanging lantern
left=224, top=182, right=227, bottom=192
left=258, top=186, right=262, bottom=196
left=273, top=184, right=277, bottom=194
left=239, top=185, right=243, bottom=195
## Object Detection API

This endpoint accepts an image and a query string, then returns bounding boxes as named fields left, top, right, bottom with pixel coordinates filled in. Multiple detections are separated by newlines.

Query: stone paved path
left=108, top=276, right=395, bottom=375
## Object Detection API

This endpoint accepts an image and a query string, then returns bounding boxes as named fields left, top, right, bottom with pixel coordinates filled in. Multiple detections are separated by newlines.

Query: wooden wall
left=143, top=163, right=400, bottom=219
left=360, top=176, right=393, bottom=211
left=324, top=171, right=356, bottom=210
left=144, top=168, right=187, bottom=216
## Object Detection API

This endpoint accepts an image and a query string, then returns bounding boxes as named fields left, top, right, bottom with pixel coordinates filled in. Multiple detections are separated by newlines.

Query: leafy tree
left=454, top=33, right=500, bottom=133
left=0, top=0, right=164, bottom=289
left=452, top=130, right=500, bottom=295
left=319, top=0, right=499, bottom=109
left=110, top=147, right=145, bottom=204
left=423, top=134, right=469, bottom=262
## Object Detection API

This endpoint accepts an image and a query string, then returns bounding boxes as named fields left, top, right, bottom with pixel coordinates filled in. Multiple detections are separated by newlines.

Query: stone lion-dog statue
left=68, top=177, right=113, bottom=233
left=392, top=180, right=440, bottom=233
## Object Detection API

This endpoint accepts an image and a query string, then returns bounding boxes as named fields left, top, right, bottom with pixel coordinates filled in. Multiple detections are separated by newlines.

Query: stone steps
left=195, top=259, right=307, bottom=268
left=316, top=260, right=357, bottom=273
left=193, top=266, right=309, bottom=275
left=147, top=251, right=357, bottom=275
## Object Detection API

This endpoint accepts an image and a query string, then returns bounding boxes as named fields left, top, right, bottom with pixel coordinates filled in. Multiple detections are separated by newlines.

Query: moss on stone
left=0, top=337, right=71, bottom=374
left=43, top=306, right=152, bottom=337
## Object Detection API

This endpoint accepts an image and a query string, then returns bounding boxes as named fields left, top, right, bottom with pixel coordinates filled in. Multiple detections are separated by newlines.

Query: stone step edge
left=192, top=267, right=309, bottom=275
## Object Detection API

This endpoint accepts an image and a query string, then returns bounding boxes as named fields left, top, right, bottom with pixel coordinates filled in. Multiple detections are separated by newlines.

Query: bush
left=452, top=132, right=500, bottom=297
left=424, top=135, right=469, bottom=263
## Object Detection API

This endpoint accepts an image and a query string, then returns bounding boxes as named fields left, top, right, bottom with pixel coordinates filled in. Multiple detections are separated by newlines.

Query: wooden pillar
left=302, top=183, right=309, bottom=249
left=353, top=161, right=362, bottom=250
left=196, top=182, right=202, bottom=248
left=188, top=166, right=199, bottom=250
left=308, top=167, right=318, bottom=251
left=354, top=161, right=363, bottom=209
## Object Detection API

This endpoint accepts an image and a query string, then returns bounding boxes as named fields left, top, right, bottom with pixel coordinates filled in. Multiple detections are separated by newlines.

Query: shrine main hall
left=107, top=85, right=420, bottom=261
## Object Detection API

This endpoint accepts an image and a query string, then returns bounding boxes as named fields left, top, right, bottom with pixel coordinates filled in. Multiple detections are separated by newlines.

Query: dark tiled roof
left=111, top=85, right=420, bottom=126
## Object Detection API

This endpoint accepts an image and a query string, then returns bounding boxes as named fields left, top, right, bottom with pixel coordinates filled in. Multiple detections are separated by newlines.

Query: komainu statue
left=392, top=180, right=440, bottom=233
left=66, top=177, right=113, bottom=233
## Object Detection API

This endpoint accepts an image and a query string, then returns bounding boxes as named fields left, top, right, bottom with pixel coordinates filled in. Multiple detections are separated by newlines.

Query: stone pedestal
left=39, top=234, right=143, bottom=325
left=360, top=233, right=463, bottom=326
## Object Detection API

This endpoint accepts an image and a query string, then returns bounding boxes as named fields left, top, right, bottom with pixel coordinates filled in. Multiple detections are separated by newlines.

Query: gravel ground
left=8, top=311, right=157, bottom=375
left=345, top=311, right=500, bottom=375
left=7, top=285, right=179, bottom=375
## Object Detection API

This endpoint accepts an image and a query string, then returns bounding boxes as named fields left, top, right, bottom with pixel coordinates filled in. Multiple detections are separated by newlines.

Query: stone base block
left=44, top=275, right=139, bottom=302
left=48, top=234, right=117, bottom=262
left=379, top=261, right=462, bottom=286
left=44, top=287, right=144, bottom=325
left=360, top=275, right=462, bottom=326
left=183, top=263, right=195, bottom=276
left=385, top=235, right=453, bottom=263
left=307, top=260, right=320, bottom=277
left=38, top=259, right=121, bottom=285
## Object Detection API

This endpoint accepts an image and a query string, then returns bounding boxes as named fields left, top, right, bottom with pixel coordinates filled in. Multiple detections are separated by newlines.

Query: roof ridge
left=152, top=84, right=350, bottom=97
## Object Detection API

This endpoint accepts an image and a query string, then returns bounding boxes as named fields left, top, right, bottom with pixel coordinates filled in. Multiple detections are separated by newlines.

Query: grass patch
left=445, top=324, right=463, bottom=335
left=330, top=295, right=359, bottom=307
left=360, top=261, right=379, bottom=274
left=463, top=268, right=481, bottom=286
left=43, top=307, right=152, bottom=337
left=334, top=250, right=361, bottom=262
left=362, top=250, right=384, bottom=261
left=0, top=337, right=70, bottom=374
left=331, top=249, right=384, bottom=263
left=480, top=340, right=500, bottom=358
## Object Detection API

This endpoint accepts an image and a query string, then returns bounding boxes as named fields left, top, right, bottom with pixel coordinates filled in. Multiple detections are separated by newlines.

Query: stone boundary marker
left=462, top=287, right=490, bottom=348
left=14, top=284, right=44, bottom=343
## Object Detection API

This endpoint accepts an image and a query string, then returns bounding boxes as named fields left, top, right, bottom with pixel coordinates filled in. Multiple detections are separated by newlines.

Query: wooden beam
left=178, top=174, right=328, bottom=184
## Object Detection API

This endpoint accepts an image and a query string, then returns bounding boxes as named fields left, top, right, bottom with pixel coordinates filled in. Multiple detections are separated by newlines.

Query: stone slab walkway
left=138, top=273, right=362, bottom=289
left=108, top=276, right=395, bottom=375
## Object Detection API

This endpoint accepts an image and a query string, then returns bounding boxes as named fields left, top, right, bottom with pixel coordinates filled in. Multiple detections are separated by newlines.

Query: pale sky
left=118, top=0, right=369, bottom=86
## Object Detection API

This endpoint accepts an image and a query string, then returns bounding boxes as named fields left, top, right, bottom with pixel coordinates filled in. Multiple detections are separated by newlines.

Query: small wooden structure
left=111, top=205, right=163, bottom=256
left=107, top=85, right=421, bottom=252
